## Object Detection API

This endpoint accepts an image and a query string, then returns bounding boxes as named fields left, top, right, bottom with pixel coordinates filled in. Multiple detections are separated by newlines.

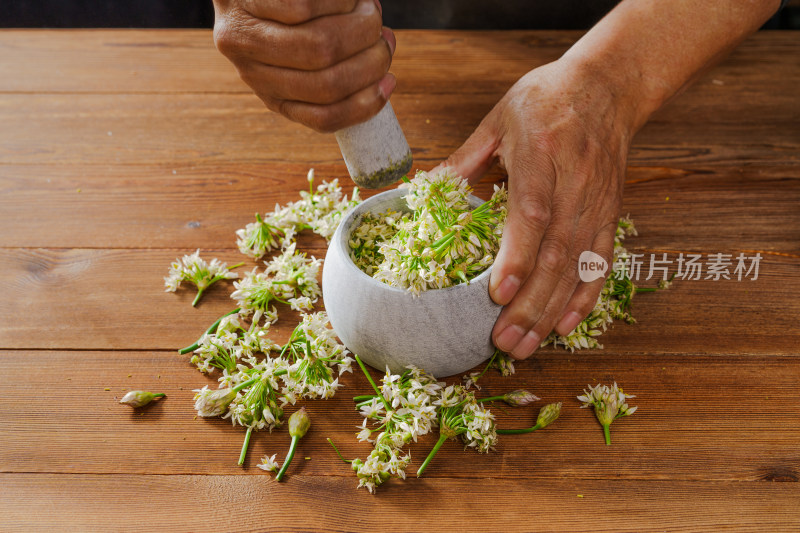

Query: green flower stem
left=234, top=372, right=286, bottom=467
left=416, top=434, right=448, bottom=478
left=352, top=394, right=376, bottom=402
left=469, top=349, right=500, bottom=387
left=477, top=395, right=504, bottom=403
left=275, top=435, right=299, bottom=481
left=152, top=393, right=166, bottom=398
left=231, top=377, right=258, bottom=394
left=635, top=273, right=676, bottom=294
left=355, top=355, right=391, bottom=412
left=497, top=424, right=542, bottom=435
left=326, top=438, right=352, bottom=464
left=191, top=288, right=205, bottom=307
left=191, top=265, right=244, bottom=307
left=603, top=424, right=611, bottom=446
left=178, top=307, right=241, bottom=354
left=238, top=426, right=253, bottom=466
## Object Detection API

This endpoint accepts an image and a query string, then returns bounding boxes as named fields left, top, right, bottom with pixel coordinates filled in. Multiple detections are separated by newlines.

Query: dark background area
left=1, top=0, right=798, bottom=29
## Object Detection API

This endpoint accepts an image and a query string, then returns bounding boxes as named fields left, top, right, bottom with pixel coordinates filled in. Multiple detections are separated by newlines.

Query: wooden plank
left=0, top=30, right=796, bottom=98
left=1, top=245, right=797, bottom=352
left=1, top=474, right=798, bottom=532
left=0, top=30, right=575, bottom=95
left=0, top=30, right=247, bottom=94
left=0, top=164, right=797, bottom=252
left=0, top=92, right=796, bottom=169
left=1, top=350, right=799, bottom=479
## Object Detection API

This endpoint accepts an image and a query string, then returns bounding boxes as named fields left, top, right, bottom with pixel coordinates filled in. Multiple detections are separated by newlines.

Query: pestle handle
left=334, top=102, right=413, bottom=189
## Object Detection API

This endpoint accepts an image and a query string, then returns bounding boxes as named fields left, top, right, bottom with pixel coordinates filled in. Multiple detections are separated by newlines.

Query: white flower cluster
left=164, top=249, right=240, bottom=306
left=169, top=169, right=361, bottom=467
left=193, top=312, right=350, bottom=423
left=578, top=382, right=638, bottom=425
left=224, top=357, right=289, bottom=432
left=191, top=311, right=352, bottom=464
left=190, top=309, right=278, bottom=374
left=230, top=243, right=321, bottom=312
left=348, top=365, right=501, bottom=493
left=435, top=384, right=498, bottom=453
left=280, top=312, right=354, bottom=402
left=236, top=168, right=361, bottom=258
left=352, top=366, right=442, bottom=493
left=578, top=382, right=637, bottom=445
left=349, top=168, right=507, bottom=295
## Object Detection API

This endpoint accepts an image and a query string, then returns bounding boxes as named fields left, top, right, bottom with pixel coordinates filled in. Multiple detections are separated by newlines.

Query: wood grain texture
left=1, top=474, right=797, bottom=533
left=0, top=92, right=796, bottom=169
left=0, top=164, right=798, bottom=251
left=1, top=247, right=797, bottom=353
left=2, top=350, right=799, bottom=481
left=0, top=30, right=796, bottom=97
left=1, top=29, right=799, bottom=532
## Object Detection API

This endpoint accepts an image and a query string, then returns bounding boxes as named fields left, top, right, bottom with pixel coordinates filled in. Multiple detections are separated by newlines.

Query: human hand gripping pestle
left=334, top=102, right=413, bottom=189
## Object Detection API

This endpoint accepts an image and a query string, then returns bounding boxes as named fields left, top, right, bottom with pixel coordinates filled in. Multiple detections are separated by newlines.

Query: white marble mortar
left=322, top=188, right=502, bottom=378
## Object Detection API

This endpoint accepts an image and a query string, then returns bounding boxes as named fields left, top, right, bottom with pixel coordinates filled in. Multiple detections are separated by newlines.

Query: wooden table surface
left=0, top=29, right=798, bottom=532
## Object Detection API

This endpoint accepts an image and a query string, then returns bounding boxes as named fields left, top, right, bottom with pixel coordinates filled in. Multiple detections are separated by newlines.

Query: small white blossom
left=164, top=249, right=239, bottom=306
left=257, top=453, right=280, bottom=473
left=236, top=213, right=285, bottom=259
left=578, top=382, right=637, bottom=445
left=237, top=169, right=361, bottom=252
left=230, top=243, right=321, bottom=311
left=193, top=386, right=237, bottom=417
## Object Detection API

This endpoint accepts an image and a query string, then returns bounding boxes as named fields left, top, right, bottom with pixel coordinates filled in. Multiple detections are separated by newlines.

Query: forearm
left=561, top=0, right=781, bottom=132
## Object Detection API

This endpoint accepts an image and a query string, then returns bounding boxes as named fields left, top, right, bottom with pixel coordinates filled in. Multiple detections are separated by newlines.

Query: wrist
left=557, top=50, right=662, bottom=135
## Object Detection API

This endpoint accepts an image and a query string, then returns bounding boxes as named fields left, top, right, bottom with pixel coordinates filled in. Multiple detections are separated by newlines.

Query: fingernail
left=492, top=275, right=520, bottom=306
left=374, top=0, right=383, bottom=16
left=382, top=26, right=396, bottom=55
left=556, top=311, right=582, bottom=335
left=495, top=324, right=525, bottom=353
left=377, top=73, right=396, bottom=100
left=359, top=0, right=378, bottom=15
left=511, top=330, right=541, bottom=359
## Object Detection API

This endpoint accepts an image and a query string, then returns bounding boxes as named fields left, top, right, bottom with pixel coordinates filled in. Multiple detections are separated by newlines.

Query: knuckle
left=506, top=303, right=539, bottom=332
left=213, top=19, right=240, bottom=57
left=537, top=240, right=570, bottom=276
left=261, top=96, right=281, bottom=114
left=281, top=0, right=313, bottom=25
left=301, top=32, right=337, bottom=70
left=307, top=109, right=342, bottom=134
left=312, top=70, right=346, bottom=105
left=234, top=60, right=258, bottom=84
left=376, top=41, right=393, bottom=72
left=515, top=199, right=551, bottom=235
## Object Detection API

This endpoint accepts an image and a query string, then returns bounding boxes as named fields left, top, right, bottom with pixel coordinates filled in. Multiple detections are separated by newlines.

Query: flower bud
left=536, top=402, right=562, bottom=429
left=193, top=386, right=237, bottom=417
left=288, top=407, right=311, bottom=438
left=119, top=390, right=164, bottom=408
left=502, top=389, right=540, bottom=407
